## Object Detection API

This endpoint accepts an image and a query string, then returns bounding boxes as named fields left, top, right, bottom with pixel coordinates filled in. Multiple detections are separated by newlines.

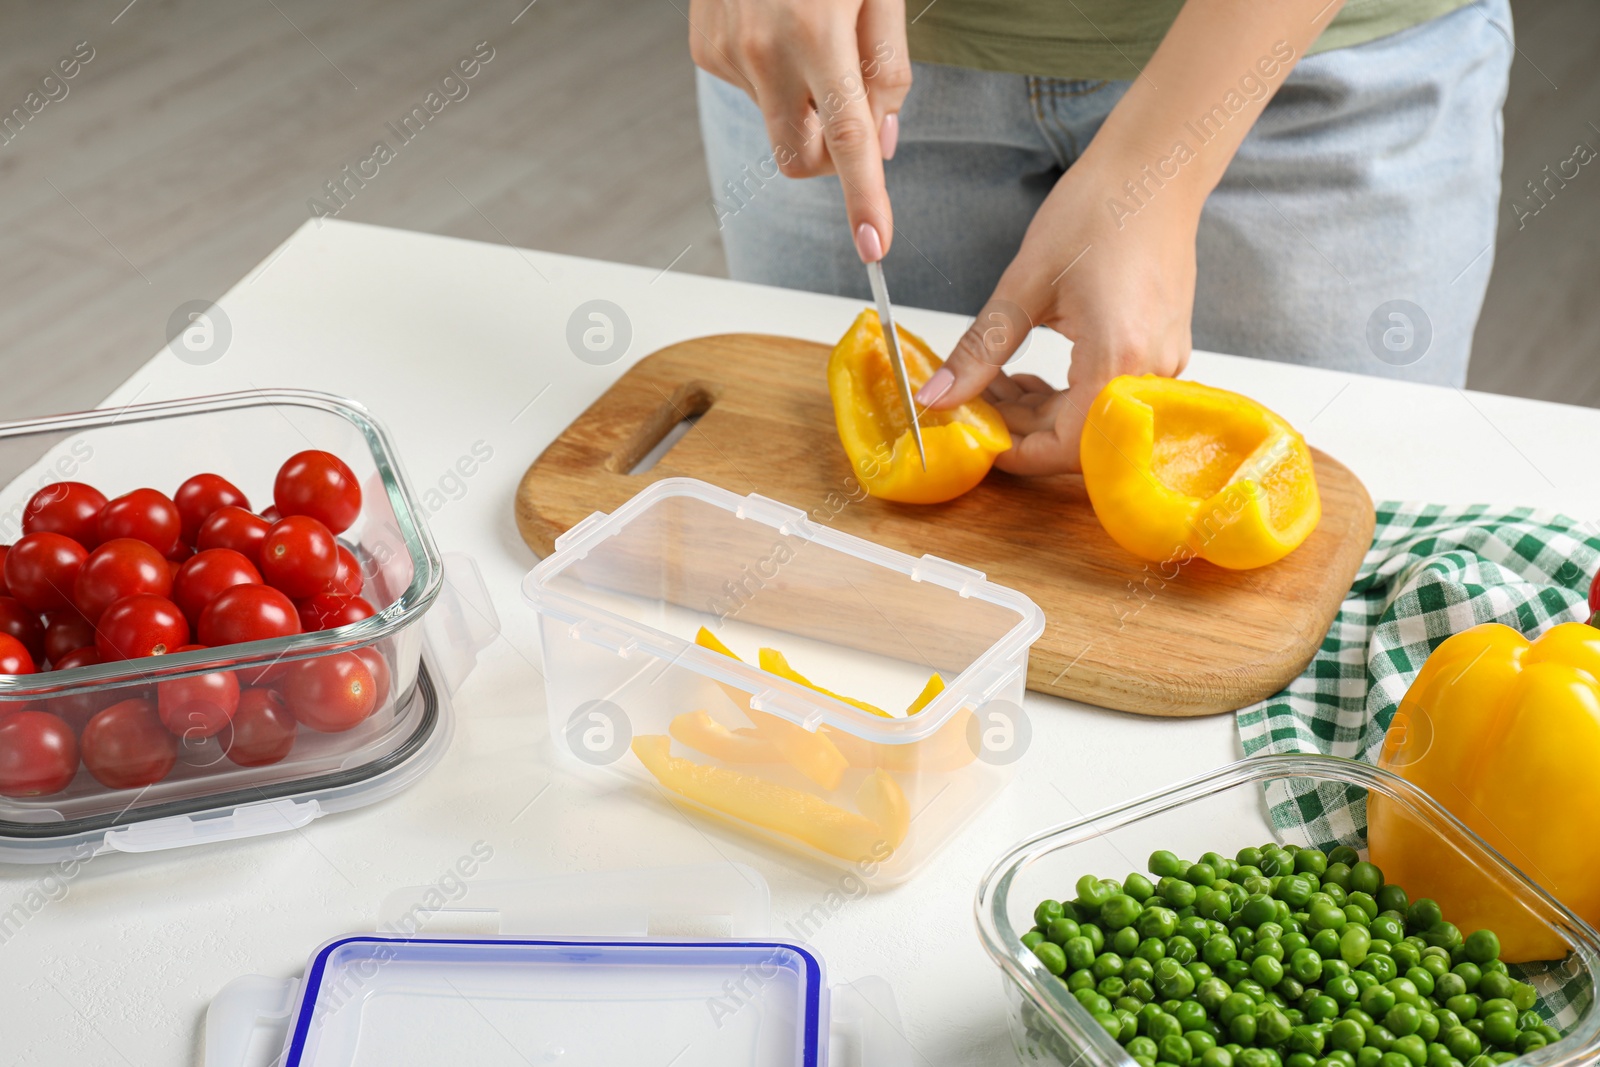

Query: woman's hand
left=688, top=0, right=910, bottom=261
left=918, top=149, right=1199, bottom=474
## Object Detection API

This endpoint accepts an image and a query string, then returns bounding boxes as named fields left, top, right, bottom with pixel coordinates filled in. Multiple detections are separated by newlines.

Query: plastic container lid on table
left=523, top=477, right=1045, bottom=886
left=205, top=865, right=911, bottom=1067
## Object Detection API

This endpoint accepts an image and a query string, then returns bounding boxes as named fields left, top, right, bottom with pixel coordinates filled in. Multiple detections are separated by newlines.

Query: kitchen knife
left=865, top=258, right=926, bottom=471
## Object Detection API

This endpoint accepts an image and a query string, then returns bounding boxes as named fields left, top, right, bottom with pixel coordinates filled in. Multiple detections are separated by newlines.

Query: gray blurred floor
left=0, top=0, right=1594, bottom=421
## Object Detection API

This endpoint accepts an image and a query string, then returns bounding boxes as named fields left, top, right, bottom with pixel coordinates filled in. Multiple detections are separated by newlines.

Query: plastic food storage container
left=0, top=390, right=445, bottom=863
left=204, top=864, right=911, bottom=1067
left=976, top=755, right=1600, bottom=1066
left=523, top=477, right=1044, bottom=885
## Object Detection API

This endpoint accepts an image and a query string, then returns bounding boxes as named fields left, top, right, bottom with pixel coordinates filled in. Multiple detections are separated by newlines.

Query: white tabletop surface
left=5, top=219, right=1598, bottom=1066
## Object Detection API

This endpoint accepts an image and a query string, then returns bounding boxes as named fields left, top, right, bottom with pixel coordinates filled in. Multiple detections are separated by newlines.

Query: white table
left=4, top=219, right=1597, bottom=1066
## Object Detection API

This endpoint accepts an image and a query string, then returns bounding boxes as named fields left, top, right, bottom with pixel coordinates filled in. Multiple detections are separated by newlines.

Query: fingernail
left=880, top=112, right=899, bottom=160
left=854, top=222, right=883, bottom=263
left=916, top=367, right=954, bottom=406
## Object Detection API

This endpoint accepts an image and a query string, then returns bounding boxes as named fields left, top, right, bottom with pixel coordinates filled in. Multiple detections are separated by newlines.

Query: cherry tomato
left=4, top=532, right=88, bottom=612
left=259, top=505, right=281, bottom=523
left=0, top=709, right=79, bottom=796
left=0, top=633, right=37, bottom=675
left=1589, top=570, right=1600, bottom=617
left=260, top=516, right=338, bottom=599
left=174, top=473, right=250, bottom=544
left=222, top=688, right=298, bottom=767
left=74, top=537, right=173, bottom=623
left=0, top=545, right=9, bottom=596
left=353, top=645, right=392, bottom=709
left=283, top=652, right=375, bottom=732
left=329, top=545, right=363, bottom=596
left=44, top=609, right=96, bottom=664
left=172, top=548, right=262, bottom=627
left=166, top=541, right=195, bottom=564
left=297, top=593, right=376, bottom=633
left=98, top=488, right=183, bottom=556
left=41, top=646, right=112, bottom=732
left=95, top=594, right=190, bottom=660
left=275, top=451, right=361, bottom=534
left=0, top=596, right=45, bottom=661
left=22, top=481, right=108, bottom=547
left=81, top=697, right=176, bottom=789
left=198, top=584, right=300, bottom=646
left=156, top=646, right=240, bottom=739
left=196, top=506, right=271, bottom=567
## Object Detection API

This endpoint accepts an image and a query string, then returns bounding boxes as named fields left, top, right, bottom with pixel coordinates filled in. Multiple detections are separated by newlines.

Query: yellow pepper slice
left=632, top=736, right=908, bottom=861
left=828, top=309, right=1011, bottom=504
left=669, top=710, right=781, bottom=763
left=1371, top=621, right=1600, bottom=962
left=1079, top=375, right=1321, bottom=569
left=758, top=647, right=891, bottom=718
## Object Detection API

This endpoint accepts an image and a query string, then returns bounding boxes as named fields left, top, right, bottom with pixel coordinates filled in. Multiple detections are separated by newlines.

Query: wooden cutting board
left=516, top=334, right=1375, bottom=717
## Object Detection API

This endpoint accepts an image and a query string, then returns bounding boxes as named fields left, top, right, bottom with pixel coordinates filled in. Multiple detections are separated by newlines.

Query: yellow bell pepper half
left=828, top=309, right=1012, bottom=504
left=632, top=736, right=909, bottom=862
left=1371, top=621, right=1600, bottom=962
left=1079, top=375, right=1321, bottom=570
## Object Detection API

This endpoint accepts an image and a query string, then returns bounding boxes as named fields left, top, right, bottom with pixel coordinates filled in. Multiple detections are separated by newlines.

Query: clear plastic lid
left=206, top=865, right=910, bottom=1067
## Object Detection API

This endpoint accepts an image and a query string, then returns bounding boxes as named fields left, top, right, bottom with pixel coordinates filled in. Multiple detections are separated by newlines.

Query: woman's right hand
left=688, top=0, right=910, bottom=262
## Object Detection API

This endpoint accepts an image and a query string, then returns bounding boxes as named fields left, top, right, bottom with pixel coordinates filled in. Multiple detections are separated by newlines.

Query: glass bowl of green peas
left=975, top=754, right=1600, bottom=1067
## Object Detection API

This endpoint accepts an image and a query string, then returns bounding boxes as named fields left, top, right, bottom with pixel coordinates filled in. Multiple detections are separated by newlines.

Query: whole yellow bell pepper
left=828, top=309, right=1011, bottom=504
left=1371, top=621, right=1600, bottom=962
left=1079, top=375, right=1321, bottom=569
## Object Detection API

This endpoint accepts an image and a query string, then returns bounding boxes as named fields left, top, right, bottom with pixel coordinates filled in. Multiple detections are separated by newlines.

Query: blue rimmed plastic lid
left=282, top=934, right=827, bottom=1066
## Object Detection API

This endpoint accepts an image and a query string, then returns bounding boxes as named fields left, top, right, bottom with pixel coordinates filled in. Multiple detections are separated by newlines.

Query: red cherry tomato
left=44, top=609, right=96, bottom=664
left=0, top=709, right=79, bottom=796
left=283, top=652, right=376, bottom=732
left=198, top=584, right=300, bottom=646
left=1589, top=570, right=1600, bottom=617
left=95, top=594, right=190, bottom=660
left=0, top=597, right=45, bottom=661
left=23, top=482, right=108, bottom=548
left=172, top=548, right=262, bottom=627
left=4, top=532, right=88, bottom=613
left=0, top=633, right=37, bottom=675
left=156, top=647, right=240, bottom=739
left=166, top=541, right=195, bottom=564
left=98, top=488, right=184, bottom=555
left=74, top=537, right=173, bottom=623
left=353, top=645, right=392, bottom=709
left=260, top=516, right=338, bottom=599
left=329, top=545, right=363, bottom=596
left=81, top=697, right=176, bottom=789
left=41, top=646, right=111, bottom=732
left=259, top=505, right=281, bottom=523
left=196, top=506, right=271, bottom=567
left=0, top=545, right=10, bottom=596
left=297, top=593, right=376, bottom=633
left=174, top=473, right=250, bottom=544
left=274, top=451, right=361, bottom=534
left=222, top=688, right=298, bottom=766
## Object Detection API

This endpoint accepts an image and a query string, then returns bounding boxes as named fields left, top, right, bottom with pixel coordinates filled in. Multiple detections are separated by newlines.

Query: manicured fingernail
left=854, top=222, right=883, bottom=263
left=916, top=367, right=954, bottom=406
left=880, top=112, right=899, bottom=160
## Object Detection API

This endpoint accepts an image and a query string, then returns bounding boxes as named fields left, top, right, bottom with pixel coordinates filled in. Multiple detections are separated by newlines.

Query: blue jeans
left=698, top=0, right=1513, bottom=386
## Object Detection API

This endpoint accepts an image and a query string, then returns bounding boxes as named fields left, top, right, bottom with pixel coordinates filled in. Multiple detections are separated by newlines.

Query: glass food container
left=976, top=755, right=1600, bottom=1067
left=0, top=390, right=444, bottom=862
left=523, top=477, right=1045, bottom=886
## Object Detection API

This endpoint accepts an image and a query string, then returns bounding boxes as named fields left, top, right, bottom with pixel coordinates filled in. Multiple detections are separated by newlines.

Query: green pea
left=1230, top=1012, right=1258, bottom=1044
left=1102, top=893, right=1144, bottom=931
left=1480, top=1011, right=1517, bottom=1048
left=1244, top=875, right=1275, bottom=897
left=1160, top=877, right=1199, bottom=909
left=1046, top=917, right=1081, bottom=944
left=1345, top=1008, right=1374, bottom=1029
left=1255, top=936, right=1285, bottom=963
left=1140, top=906, right=1179, bottom=941
left=1290, top=1024, right=1327, bottom=1056
left=1259, top=1006, right=1293, bottom=1045
left=1278, top=876, right=1317, bottom=910
left=1295, top=850, right=1328, bottom=877
left=1122, top=872, right=1155, bottom=902
left=1021, top=930, right=1044, bottom=950
left=1084, top=924, right=1106, bottom=954
left=1032, top=940, right=1067, bottom=975
left=1325, top=975, right=1360, bottom=1005
left=1199, top=889, right=1234, bottom=922
left=1076, top=989, right=1112, bottom=1014
left=1065, top=936, right=1097, bottom=971
left=1517, top=1030, right=1548, bottom=1054
left=1359, top=955, right=1398, bottom=984
left=1149, top=850, right=1183, bottom=878
left=1443, top=1025, right=1480, bottom=1060
left=1510, top=981, right=1537, bottom=1012
left=1237, top=846, right=1264, bottom=869
left=1178, top=915, right=1211, bottom=943
left=1360, top=984, right=1397, bottom=1017
left=1091, top=1009, right=1121, bottom=1037
left=1403, top=967, right=1434, bottom=998
left=1322, top=863, right=1354, bottom=892
left=1167, top=935, right=1198, bottom=965
left=1348, top=862, right=1383, bottom=897
left=1405, top=899, right=1443, bottom=934
left=1375, top=884, right=1408, bottom=915
left=1221, top=959, right=1252, bottom=986
left=1112, top=992, right=1139, bottom=1013
left=1128, top=977, right=1155, bottom=1002
left=1202, top=1047, right=1236, bottom=1067
left=1127, top=1035, right=1159, bottom=1060
left=1174, top=998, right=1209, bottom=1032
left=1307, top=995, right=1341, bottom=1023
left=1476, top=970, right=1513, bottom=1002
left=1034, top=899, right=1065, bottom=927
left=1433, top=972, right=1465, bottom=1001
left=1205, top=935, right=1239, bottom=968
left=1424, top=922, right=1462, bottom=950
left=1330, top=1018, right=1366, bottom=1052
left=1389, top=1034, right=1425, bottom=1065
left=1185, top=862, right=1218, bottom=888
left=1341, top=926, right=1371, bottom=966
left=1261, top=851, right=1296, bottom=877
left=1290, top=948, right=1324, bottom=984
left=1237, top=1047, right=1271, bottom=1067
left=1149, top=1010, right=1184, bottom=1040
left=1370, top=916, right=1404, bottom=945
left=1329, top=845, right=1361, bottom=867
left=1197, top=976, right=1233, bottom=1012
left=1310, top=903, right=1348, bottom=934
left=1325, top=884, right=1350, bottom=907
left=1375, top=1053, right=1408, bottom=1067
left=1311, top=928, right=1343, bottom=958
left=1155, top=957, right=1197, bottom=1000
left=1322, top=959, right=1351, bottom=981
left=1078, top=874, right=1116, bottom=910
left=1112, top=926, right=1140, bottom=956
left=1093, top=952, right=1126, bottom=981
left=1066, top=969, right=1095, bottom=992
left=1346, top=892, right=1379, bottom=921
left=1136, top=936, right=1166, bottom=963
left=1389, top=942, right=1421, bottom=971
left=1383, top=1003, right=1420, bottom=1037
left=1354, top=1047, right=1383, bottom=1067
left=1158, top=1033, right=1193, bottom=1063
left=1253, top=955, right=1285, bottom=987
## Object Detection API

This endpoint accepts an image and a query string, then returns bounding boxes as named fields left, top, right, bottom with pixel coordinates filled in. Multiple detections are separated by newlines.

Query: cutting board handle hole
left=612, top=381, right=717, bottom=475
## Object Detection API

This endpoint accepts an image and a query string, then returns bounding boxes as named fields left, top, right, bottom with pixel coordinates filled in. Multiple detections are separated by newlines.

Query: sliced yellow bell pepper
left=758, top=647, right=891, bottom=717
left=669, top=710, right=781, bottom=763
left=828, top=308, right=1011, bottom=504
left=1371, top=621, right=1600, bottom=962
left=1079, top=375, right=1321, bottom=569
left=631, top=735, right=908, bottom=861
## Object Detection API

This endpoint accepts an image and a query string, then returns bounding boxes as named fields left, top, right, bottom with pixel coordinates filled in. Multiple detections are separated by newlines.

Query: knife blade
left=865, top=258, right=926, bottom=471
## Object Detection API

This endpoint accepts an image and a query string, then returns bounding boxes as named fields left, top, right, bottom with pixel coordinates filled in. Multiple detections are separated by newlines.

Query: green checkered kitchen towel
left=1236, top=502, right=1600, bottom=1030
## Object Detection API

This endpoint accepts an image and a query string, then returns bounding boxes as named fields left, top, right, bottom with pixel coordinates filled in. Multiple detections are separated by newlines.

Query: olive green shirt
left=906, top=0, right=1474, bottom=80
